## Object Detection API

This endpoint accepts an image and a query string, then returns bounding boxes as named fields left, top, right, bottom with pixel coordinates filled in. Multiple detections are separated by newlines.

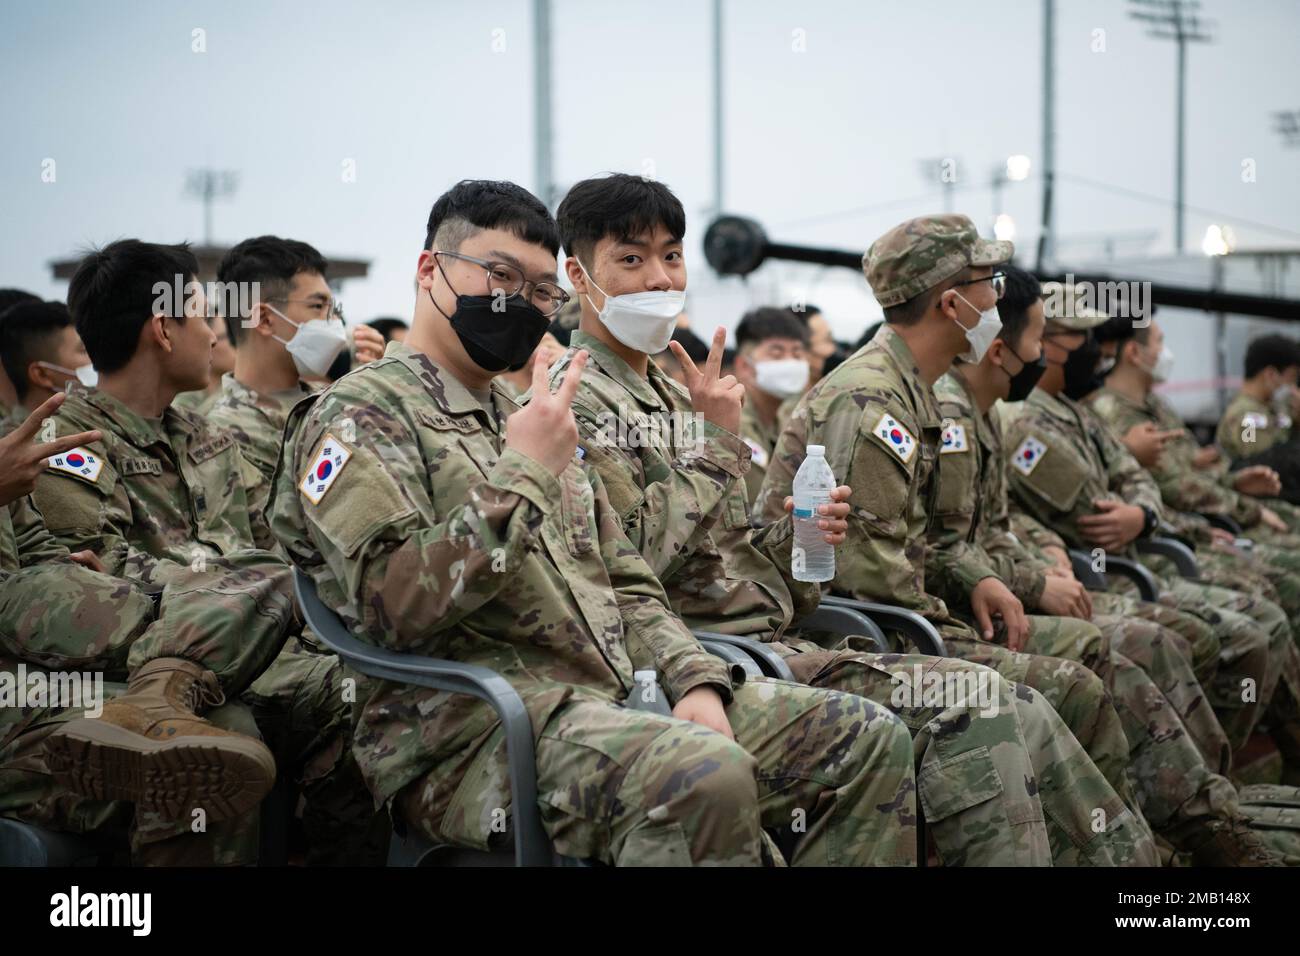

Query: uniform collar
left=382, top=340, right=504, bottom=420
left=870, top=323, right=943, bottom=425
left=221, top=372, right=312, bottom=407
left=569, top=330, right=668, bottom=411
left=79, top=387, right=179, bottom=447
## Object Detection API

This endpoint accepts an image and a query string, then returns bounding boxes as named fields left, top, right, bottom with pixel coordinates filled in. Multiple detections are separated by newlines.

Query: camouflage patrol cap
left=864, top=214, right=1014, bottom=307
left=1041, top=282, right=1108, bottom=331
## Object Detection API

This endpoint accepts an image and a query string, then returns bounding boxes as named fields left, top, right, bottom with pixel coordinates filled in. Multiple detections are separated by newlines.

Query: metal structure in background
left=702, top=214, right=1300, bottom=321
left=712, top=0, right=725, bottom=218
left=1036, top=0, right=1055, bottom=273
left=1128, top=0, right=1216, bottom=254
left=533, top=0, right=554, bottom=210
left=183, top=169, right=238, bottom=246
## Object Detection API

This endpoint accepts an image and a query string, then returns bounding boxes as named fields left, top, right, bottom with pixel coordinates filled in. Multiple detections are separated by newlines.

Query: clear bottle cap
left=806, top=444, right=825, bottom=456
left=633, top=670, right=657, bottom=683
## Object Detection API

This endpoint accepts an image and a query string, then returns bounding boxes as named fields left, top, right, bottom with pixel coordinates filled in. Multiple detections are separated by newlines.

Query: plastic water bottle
left=792, top=444, right=836, bottom=583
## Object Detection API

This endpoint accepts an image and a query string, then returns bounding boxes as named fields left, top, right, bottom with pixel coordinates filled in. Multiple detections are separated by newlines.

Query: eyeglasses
left=952, top=272, right=1007, bottom=300
left=435, top=251, right=571, bottom=317
left=267, top=297, right=344, bottom=321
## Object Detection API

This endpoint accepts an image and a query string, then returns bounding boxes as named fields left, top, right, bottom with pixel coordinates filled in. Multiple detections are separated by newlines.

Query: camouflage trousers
left=777, top=639, right=1151, bottom=866
left=397, top=676, right=917, bottom=866
left=242, top=648, right=387, bottom=866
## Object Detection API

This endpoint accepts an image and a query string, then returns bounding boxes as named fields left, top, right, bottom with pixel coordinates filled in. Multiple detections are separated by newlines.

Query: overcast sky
left=4, top=0, right=1298, bottom=343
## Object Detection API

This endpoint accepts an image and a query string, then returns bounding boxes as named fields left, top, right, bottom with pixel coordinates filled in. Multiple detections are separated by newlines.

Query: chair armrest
left=821, top=595, right=947, bottom=657
left=1068, top=549, right=1109, bottom=591
left=1199, top=511, right=1243, bottom=536
left=1136, top=535, right=1200, bottom=579
left=292, top=568, right=550, bottom=866
left=1102, top=556, right=1162, bottom=601
left=693, top=631, right=794, bottom=681
left=796, top=604, right=889, bottom=654
left=695, top=635, right=765, bottom=679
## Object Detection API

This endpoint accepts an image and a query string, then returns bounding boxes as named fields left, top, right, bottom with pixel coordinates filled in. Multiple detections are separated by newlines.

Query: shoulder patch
left=48, top=447, right=103, bottom=484
left=742, top=437, right=770, bottom=469
left=299, top=433, right=353, bottom=505
left=1011, top=436, right=1048, bottom=476
left=939, top=422, right=968, bottom=454
left=870, top=412, right=917, bottom=464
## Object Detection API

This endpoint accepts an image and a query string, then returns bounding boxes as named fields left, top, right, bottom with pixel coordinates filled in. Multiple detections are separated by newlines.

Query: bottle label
left=792, top=507, right=814, bottom=518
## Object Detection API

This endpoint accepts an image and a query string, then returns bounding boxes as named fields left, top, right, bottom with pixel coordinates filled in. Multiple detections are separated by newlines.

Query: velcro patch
left=871, top=412, right=917, bottom=464
left=415, top=408, right=478, bottom=434
left=299, top=433, right=353, bottom=505
left=742, top=437, right=770, bottom=469
left=1011, top=436, right=1048, bottom=476
left=48, top=447, right=103, bottom=483
left=940, top=422, right=968, bottom=454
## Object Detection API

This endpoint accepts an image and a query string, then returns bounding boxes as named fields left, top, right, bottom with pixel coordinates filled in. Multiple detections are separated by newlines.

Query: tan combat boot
left=1165, top=815, right=1286, bottom=867
left=44, top=658, right=276, bottom=823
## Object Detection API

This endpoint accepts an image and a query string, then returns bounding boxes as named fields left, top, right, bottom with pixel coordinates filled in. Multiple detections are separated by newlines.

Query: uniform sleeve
left=751, top=516, right=821, bottom=619
left=570, top=393, right=750, bottom=581
left=1094, top=415, right=1166, bottom=515
left=289, top=393, right=554, bottom=653
left=10, top=496, right=72, bottom=566
left=587, top=466, right=735, bottom=706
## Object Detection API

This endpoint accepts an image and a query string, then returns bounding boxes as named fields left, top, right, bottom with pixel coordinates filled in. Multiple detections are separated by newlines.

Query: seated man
left=30, top=240, right=380, bottom=865
left=0, top=300, right=96, bottom=430
left=206, top=236, right=382, bottom=485
left=1217, top=333, right=1300, bottom=465
left=731, top=307, right=811, bottom=510
left=931, top=264, right=1279, bottom=864
left=0, top=289, right=42, bottom=420
left=545, top=172, right=1155, bottom=866
left=756, top=213, right=1155, bottom=862
left=0, top=396, right=276, bottom=864
left=270, top=178, right=918, bottom=866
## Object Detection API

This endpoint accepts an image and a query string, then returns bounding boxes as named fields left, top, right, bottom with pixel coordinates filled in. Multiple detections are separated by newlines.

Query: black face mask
left=1001, top=346, right=1048, bottom=403
left=1062, top=335, right=1104, bottom=401
left=429, top=289, right=550, bottom=373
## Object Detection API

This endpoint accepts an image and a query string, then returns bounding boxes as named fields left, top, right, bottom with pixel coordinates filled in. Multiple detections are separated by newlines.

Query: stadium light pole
left=184, top=169, right=238, bottom=246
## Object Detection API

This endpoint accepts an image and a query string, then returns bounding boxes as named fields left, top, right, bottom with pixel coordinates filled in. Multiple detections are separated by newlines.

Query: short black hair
left=217, top=236, right=329, bottom=345
left=0, top=300, right=74, bottom=401
left=995, top=264, right=1043, bottom=351
left=1244, top=333, right=1300, bottom=379
left=425, top=179, right=559, bottom=256
left=0, top=289, right=40, bottom=319
left=67, top=239, right=200, bottom=374
left=367, top=316, right=409, bottom=342
left=735, top=306, right=810, bottom=351
left=669, top=326, right=709, bottom=363
left=556, top=174, right=685, bottom=266
left=789, top=303, right=822, bottom=321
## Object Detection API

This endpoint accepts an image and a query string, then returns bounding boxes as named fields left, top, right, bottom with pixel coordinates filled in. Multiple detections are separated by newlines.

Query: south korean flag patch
left=742, top=437, right=770, bottom=469
left=48, top=447, right=102, bottom=483
left=940, top=422, right=968, bottom=455
left=300, top=433, right=352, bottom=505
left=1011, top=436, right=1048, bottom=476
left=872, top=412, right=917, bottom=464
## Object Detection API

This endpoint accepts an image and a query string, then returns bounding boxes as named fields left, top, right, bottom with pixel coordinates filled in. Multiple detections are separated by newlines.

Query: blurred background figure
left=0, top=300, right=93, bottom=428
left=654, top=325, right=710, bottom=387
left=367, top=316, right=409, bottom=344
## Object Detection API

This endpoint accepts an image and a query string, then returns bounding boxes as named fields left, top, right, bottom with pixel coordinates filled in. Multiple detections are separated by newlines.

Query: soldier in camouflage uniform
left=756, top=214, right=1157, bottom=861
left=1216, top=333, right=1300, bottom=462
left=929, top=263, right=1279, bottom=863
left=999, top=286, right=1300, bottom=779
left=0, top=398, right=280, bottom=863
left=206, top=236, right=385, bottom=487
left=270, top=179, right=918, bottom=866
left=29, top=241, right=381, bottom=865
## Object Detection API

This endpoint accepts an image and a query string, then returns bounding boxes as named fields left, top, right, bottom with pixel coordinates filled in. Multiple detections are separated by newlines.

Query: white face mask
left=268, top=305, right=349, bottom=378
left=1147, top=345, right=1174, bottom=384
left=951, top=291, right=1003, bottom=364
left=39, top=361, right=98, bottom=388
left=754, top=358, right=810, bottom=398
left=578, top=260, right=684, bottom=354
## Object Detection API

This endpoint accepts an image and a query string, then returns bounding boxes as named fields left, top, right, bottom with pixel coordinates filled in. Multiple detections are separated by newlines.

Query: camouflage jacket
left=207, top=373, right=314, bottom=483
left=30, top=386, right=273, bottom=588
left=1217, top=391, right=1291, bottom=461
left=172, top=386, right=221, bottom=418
left=545, top=332, right=813, bottom=641
left=931, top=372, right=1053, bottom=608
left=1, top=496, right=70, bottom=572
left=756, top=325, right=992, bottom=635
left=270, top=341, right=734, bottom=806
left=1000, top=387, right=1169, bottom=554
left=1087, top=385, right=1262, bottom=527
left=738, top=399, right=781, bottom=511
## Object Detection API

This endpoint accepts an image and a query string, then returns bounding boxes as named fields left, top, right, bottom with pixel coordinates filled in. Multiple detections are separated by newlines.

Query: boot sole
left=45, top=719, right=277, bottom=824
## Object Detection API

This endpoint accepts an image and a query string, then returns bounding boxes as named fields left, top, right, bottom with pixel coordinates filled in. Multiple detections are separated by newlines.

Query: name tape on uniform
left=48, top=447, right=103, bottom=483
left=1011, top=436, right=1048, bottom=476
left=300, top=433, right=352, bottom=504
left=871, top=412, right=917, bottom=464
